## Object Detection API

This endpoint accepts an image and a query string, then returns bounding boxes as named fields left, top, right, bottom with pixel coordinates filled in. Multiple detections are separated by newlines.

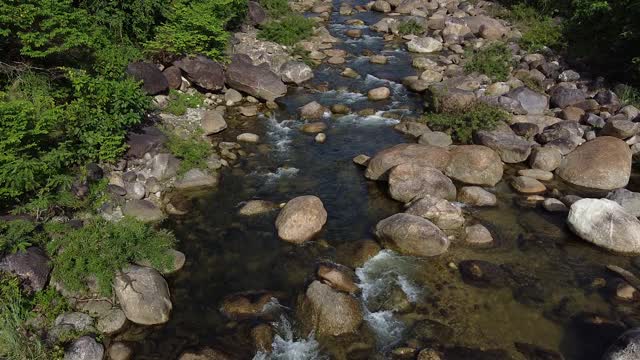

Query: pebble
left=353, top=154, right=370, bottom=166
left=511, top=176, right=547, bottom=194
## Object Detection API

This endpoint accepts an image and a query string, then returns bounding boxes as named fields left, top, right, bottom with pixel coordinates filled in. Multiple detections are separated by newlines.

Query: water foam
left=259, top=167, right=300, bottom=185
left=265, top=114, right=300, bottom=152
left=336, top=112, right=400, bottom=126
left=252, top=315, right=327, bottom=360
left=363, top=309, right=406, bottom=350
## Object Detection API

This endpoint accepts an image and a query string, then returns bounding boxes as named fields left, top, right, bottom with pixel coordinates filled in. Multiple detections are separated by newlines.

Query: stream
left=131, top=1, right=640, bottom=359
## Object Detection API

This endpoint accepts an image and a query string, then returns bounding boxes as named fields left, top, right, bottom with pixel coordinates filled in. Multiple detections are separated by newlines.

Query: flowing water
left=131, top=2, right=640, bottom=359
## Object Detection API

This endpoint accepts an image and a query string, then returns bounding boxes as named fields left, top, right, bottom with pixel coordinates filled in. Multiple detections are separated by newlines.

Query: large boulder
left=463, top=16, right=507, bottom=39
left=444, top=145, right=503, bottom=186
left=163, top=66, right=183, bottom=90
left=406, top=196, right=465, bottom=230
left=275, top=195, right=327, bottom=243
left=226, top=54, right=287, bottom=101
left=365, top=144, right=450, bottom=180
left=297, top=281, right=363, bottom=337
left=114, top=265, right=172, bottom=325
left=506, top=87, right=548, bottom=115
left=407, top=37, right=443, bottom=53
left=0, top=247, right=50, bottom=292
left=602, top=327, right=640, bottom=360
left=549, top=87, right=586, bottom=109
left=388, top=163, right=456, bottom=203
left=567, top=199, right=640, bottom=254
left=64, top=336, right=104, bottom=360
left=174, top=55, right=225, bottom=91
left=280, top=61, right=313, bottom=85
left=556, top=136, right=632, bottom=191
left=125, top=62, right=169, bottom=95
left=174, top=169, right=219, bottom=190
left=374, top=213, right=449, bottom=256
left=247, top=1, right=267, bottom=26
left=475, top=128, right=533, bottom=163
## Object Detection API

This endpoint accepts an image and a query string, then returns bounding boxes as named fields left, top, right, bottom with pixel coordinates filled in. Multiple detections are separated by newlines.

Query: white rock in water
left=567, top=198, right=640, bottom=253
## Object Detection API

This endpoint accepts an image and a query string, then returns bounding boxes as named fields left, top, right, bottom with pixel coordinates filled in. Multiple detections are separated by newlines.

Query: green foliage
left=258, top=14, right=315, bottom=46
left=397, top=19, right=424, bottom=35
left=506, top=4, right=564, bottom=52
left=426, top=103, right=508, bottom=143
left=164, top=130, right=212, bottom=174
left=291, top=45, right=316, bottom=67
left=164, top=90, right=205, bottom=116
left=0, top=220, right=40, bottom=255
left=146, top=0, right=247, bottom=60
left=260, top=0, right=290, bottom=18
left=46, top=217, right=176, bottom=296
left=93, top=43, right=143, bottom=79
left=464, top=42, right=513, bottom=81
left=615, top=84, right=640, bottom=108
left=0, top=276, right=66, bottom=360
left=515, top=71, right=545, bottom=93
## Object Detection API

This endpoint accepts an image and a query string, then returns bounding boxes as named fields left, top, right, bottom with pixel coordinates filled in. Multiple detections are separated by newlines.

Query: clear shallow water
left=129, top=2, right=640, bottom=359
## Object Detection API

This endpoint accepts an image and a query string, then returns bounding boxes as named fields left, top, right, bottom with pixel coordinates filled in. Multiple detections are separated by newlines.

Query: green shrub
left=464, top=42, right=513, bottom=81
left=0, top=220, right=41, bottom=254
left=506, top=4, right=563, bottom=52
left=397, top=19, right=424, bottom=35
left=93, top=43, right=143, bottom=79
left=615, top=84, right=640, bottom=108
left=164, top=130, right=212, bottom=174
left=258, top=14, right=315, bottom=46
left=426, top=102, right=508, bottom=143
left=46, top=217, right=176, bottom=296
left=260, top=0, right=290, bottom=18
left=146, top=0, right=247, bottom=60
left=164, top=90, right=204, bottom=116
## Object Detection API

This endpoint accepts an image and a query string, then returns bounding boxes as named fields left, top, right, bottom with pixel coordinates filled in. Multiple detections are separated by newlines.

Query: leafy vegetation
left=0, top=220, right=41, bottom=255
left=258, top=14, right=315, bottom=46
left=397, top=19, right=424, bottom=36
left=464, top=42, right=513, bottom=81
left=45, top=218, right=176, bottom=296
left=164, top=130, right=213, bottom=174
left=615, top=84, right=640, bottom=108
left=503, top=4, right=564, bottom=52
left=426, top=103, right=508, bottom=143
left=164, top=90, right=205, bottom=116
left=260, top=0, right=290, bottom=18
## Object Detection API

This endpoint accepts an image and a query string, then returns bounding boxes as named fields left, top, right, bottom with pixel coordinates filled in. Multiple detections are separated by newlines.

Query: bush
left=506, top=5, right=564, bottom=52
left=615, top=84, right=640, bottom=108
left=260, top=0, right=290, bottom=18
left=45, top=217, right=176, bottom=296
left=426, top=102, right=508, bottom=143
left=146, top=0, right=247, bottom=60
left=0, top=220, right=41, bottom=255
left=464, top=42, right=513, bottom=81
left=164, top=130, right=212, bottom=174
left=258, top=14, right=315, bottom=46
left=397, top=19, right=424, bottom=35
left=164, top=90, right=204, bottom=116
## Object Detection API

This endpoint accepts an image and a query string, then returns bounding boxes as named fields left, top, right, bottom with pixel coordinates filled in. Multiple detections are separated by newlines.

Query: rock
left=561, top=106, right=585, bottom=121
left=517, top=169, right=553, bottom=181
left=280, top=61, right=313, bottom=84
left=458, top=186, right=496, bottom=206
left=226, top=54, right=287, bottom=101
left=248, top=1, right=267, bottom=26
left=201, top=110, right=227, bottom=135
left=486, top=82, right=510, bottom=97
left=126, top=127, right=167, bottom=158
left=370, top=55, right=388, bottom=64
left=331, top=104, right=350, bottom=114
left=353, top=154, right=371, bottom=166
left=238, top=200, right=277, bottom=216
left=137, top=249, right=185, bottom=275
left=543, top=198, right=568, bottom=212
left=251, top=324, right=273, bottom=353
left=336, top=239, right=381, bottom=268
left=178, top=348, right=234, bottom=360
left=602, top=327, right=640, bottom=360
left=108, top=184, right=127, bottom=197
left=511, top=176, right=546, bottom=194
left=315, top=133, right=326, bottom=143
left=163, top=66, right=183, bottom=90
left=607, top=189, right=640, bottom=217
left=537, top=120, right=584, bottom=144
left=341, top=67, right=359, bottom=78
left=595, top=90, right=622, bottom=112
left=108, top=342, right=133, bottom=360
left=406, top=196, right=465, bottom=230
left=568, top=199, right=640, bottom=253
left=174, top=55, right=225, bottom=91
left=368, top=87, right=391, bottom=100
left=301, top=122, right=327, bottom=133
left=558, top=70, right=580, bottom=82
left=365, top=144, right=450, bottom=180
left=506, top=87, right=548, bottom=115
left=444, top=145, right=503, bottom=186
left=150, top=153, right=180, bottom=181
left=394, top=121, right=430, bottom=138
left=220, top=291, right=280, bottom=320
left=237, top=133, right=260, bottom=143
left=602, top=120, right=640, bottom=139
left=430, top=87, right=475, bottom=113
left=344, top=29, right=361, bottom=39
left=96, top=308, right=127, bottom=335
left=114, top=265, right=172, bottom=325
left=465, top=224, right=493, bottom=245
left=372, top=0, right=391, bottom=12
left=275, top=195, right=327, bottom=243
left=125, top=62, right=169, bottom=95
left=418, top=349, right=442, bottom=360
left=54, top=312, right=95, bottom=337
left=407, top=37, right=443, bottom=53
left=0, top=247, right=50, bottom=292
left=175, top=169, right=218, bottom=190
left=122, top=200, right=164, bottom=222
left=549, top=87, right=586, bottom=109
left=529, top=147, right=562, bottom=171
left=64, top=336, right=104, bottom=360
left=621, top=105, right=640, bottom=120
left=375, top=213, right=449, bottom=257
left=297, top=281, right=363, bottom=336
left=299, top=101, right=327, bottom=120
left=418, top=131, right=452, bottom=148
left=124, top=181, right=145, bottom=200
left=225, top=89, right=243, bottom=104
left=388, top=164, right=456, bottom=203
left=420, top=69, right=443, bottom=83
left=475, top=129, right=533, bottom=163
left=459, top=260, right=507, bottom=287
left=463, top=16, right=507, bottom=39
left=317, top=262, right=359, bottom=294
left=556, top=137, right=632, bottom=191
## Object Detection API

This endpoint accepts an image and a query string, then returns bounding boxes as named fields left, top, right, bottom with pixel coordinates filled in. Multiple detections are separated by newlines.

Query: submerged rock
left=465, top=224, right=494, bottom=246
left=238, top=200, right=278, bottom=216
left=275, top=195, right=327, bottom=243
left=457, top=186, right=497, bottom=206
left=114, top=265, right=172, bottom=325
left=220, top=291, right=280, bottom=320
left=567, top=199, right=640, bottom=254
left=178, top=347, right=234, bottom=360
left=375, top=213, right=449, bottom=256
left=388, top=163, right=457, bottom=203
left=174, top=169, right=218, bottom=190
left=365, top=144, right=450, bottom=180
left=459, top=260, right=508, bottom=287
left=297, top=280, right=363, bottom=337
